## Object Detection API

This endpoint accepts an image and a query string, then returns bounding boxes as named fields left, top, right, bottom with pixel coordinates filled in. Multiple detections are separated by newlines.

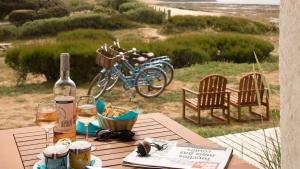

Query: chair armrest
left=226, top=87, right=239, bottom=93
left=182, top=88, right=199, bottom=95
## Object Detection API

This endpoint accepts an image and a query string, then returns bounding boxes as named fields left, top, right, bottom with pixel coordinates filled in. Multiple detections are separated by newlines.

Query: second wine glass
left=77, top=96, right=97, bottom=141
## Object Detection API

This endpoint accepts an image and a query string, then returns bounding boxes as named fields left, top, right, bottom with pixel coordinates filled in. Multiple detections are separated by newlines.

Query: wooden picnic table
left=0, top=113, right=256, bottom=169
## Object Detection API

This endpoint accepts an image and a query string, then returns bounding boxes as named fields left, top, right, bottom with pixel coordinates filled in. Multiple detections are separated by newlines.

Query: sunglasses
left=95, top=130, right=135, bottom=141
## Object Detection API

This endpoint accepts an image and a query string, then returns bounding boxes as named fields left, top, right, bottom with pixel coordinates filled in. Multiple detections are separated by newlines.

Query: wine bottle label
left=55, top=96, right=75, bottom=132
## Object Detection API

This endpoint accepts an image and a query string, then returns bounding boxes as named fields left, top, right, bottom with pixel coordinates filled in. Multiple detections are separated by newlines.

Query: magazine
left=123, top=138, right=233, bottom=169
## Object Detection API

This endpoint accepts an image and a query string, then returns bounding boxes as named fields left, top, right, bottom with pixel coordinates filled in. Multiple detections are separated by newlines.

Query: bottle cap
left=60, top=53, right=70, bottom=71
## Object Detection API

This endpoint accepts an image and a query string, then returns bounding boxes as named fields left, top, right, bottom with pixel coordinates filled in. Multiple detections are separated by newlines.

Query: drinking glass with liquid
left=36, top=101, right=59, bottom=147
left=77, top=96, right=97, bottom=141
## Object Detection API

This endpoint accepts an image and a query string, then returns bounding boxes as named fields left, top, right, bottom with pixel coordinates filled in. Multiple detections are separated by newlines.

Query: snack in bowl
left=98, top=104, right=139, bottom=131
left=103, top=103, right=127, bottom=118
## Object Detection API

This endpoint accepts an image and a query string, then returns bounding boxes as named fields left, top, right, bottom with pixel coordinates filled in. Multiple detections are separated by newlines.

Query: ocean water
left=162, top=0, right=280, bottom=5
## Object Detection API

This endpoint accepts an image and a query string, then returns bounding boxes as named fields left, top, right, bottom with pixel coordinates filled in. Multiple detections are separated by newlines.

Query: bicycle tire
left=105, top=71, right=119, bottom=91
left=88, top=72, right=109, bottom=99
left=161, top=62, right=174, bottom=86
left=135, top=67, right=167, bottom=98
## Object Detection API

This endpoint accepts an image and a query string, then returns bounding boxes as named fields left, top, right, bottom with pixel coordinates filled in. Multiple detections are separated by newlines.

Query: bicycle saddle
left=141, top=52, right=155, bottom=58
left=133, top=56, right=148, bottom=64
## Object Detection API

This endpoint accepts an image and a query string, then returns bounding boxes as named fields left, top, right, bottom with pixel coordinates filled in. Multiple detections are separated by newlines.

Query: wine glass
left=36, top=101, right=59, bottom=147
left=77, top=96, right=97, bottom=142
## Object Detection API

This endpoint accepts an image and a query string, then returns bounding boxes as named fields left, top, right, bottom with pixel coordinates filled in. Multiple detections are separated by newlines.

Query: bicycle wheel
left=161, top=62, right=174, bottom=86
left=88, top=72, right=109, bottom=99
left=105, top=71, right=119, bottom=91
left=135, top=67, right=167, bottom=98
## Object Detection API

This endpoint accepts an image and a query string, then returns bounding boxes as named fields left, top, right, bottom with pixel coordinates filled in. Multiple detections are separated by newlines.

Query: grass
left=175, top=61, right=278, bottom=83
left=0, top=83, right=52, bottom=97
left=176, top=109, right=280, bottom=138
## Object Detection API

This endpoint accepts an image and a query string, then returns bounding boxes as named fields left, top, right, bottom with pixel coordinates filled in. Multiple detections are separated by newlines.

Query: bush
left=125, top=7, right=165, bottom=24
left=57, top=29, right=114, bottom=42
left=5, top=31, right=274, bottom=82
left=8, top=10, right=36, bottom=26
left=99, top=0, right=132, bottom=10
left=66, top=0, right=95, bottom=12
left=172, top=48, right=209, bottom=68
left=163, top=15, right=277, bottom=34
left=19, top=13, right=138, bottom=38
left=94, top=6, right=118, bottom=15
left=0, top=0, right=39, bottom=19
left=0, top=25, right=19, bottom=40
left=35, top=6, right=70, bottom=19
left=119, top=1, right=145, bottom=12
left=5, top=29, right=115, bottom=82
left=2, top=0, right=69, bottom=22
left=145, top=34, right=274, bottom=67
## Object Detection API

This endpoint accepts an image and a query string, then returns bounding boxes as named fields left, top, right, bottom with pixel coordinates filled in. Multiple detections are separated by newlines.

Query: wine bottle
left=53, top=53, right=77, bottom=143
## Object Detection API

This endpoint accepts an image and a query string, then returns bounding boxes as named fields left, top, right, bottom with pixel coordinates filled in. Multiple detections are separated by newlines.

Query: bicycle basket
left=96, top=48, right=121, bottom=68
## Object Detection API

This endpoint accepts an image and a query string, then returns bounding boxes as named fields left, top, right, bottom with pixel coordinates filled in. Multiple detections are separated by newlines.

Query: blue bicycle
left=88, top=48, right=167, bottom=99
left=105, top=42, right=174, bottom=91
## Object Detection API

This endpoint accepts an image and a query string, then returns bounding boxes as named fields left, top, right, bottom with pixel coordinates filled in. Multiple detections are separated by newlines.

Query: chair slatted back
left=198, top=75, right=227, bottom=108
left=238, top=73, right=265, bottom=105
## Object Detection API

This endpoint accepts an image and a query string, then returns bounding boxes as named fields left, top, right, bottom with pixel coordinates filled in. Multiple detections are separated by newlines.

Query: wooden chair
left=227, top=73, right=269, bottom=122
left=182, top=75, right=230, bottom=125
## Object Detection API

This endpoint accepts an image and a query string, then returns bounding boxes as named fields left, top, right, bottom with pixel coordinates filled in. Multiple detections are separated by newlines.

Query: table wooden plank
left=0, top=113, right=256, bottom=169
left=0, top=132, right=24, bottom=169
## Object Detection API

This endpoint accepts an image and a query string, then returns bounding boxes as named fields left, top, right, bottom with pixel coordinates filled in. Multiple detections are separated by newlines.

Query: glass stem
left=45, top=129, right=49, bottom=147
left=85, top=124, right=89, bottom=141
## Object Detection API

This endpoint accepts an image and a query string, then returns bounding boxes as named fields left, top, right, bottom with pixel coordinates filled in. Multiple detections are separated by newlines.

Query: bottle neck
left=60, top=53, right=70, bottom=80
left=60, top=70, right=70, bottom=80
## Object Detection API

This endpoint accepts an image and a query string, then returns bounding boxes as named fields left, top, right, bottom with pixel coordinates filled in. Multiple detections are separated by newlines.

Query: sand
left=138, top=0, right=221, bottom=16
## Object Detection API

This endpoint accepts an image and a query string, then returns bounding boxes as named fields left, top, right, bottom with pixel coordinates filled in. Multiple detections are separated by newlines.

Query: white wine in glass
left=36, top=102, right=59, bottom=147
left=77, top=96, right=96, bottom=141
left=77, top=104, right=97, bottom=125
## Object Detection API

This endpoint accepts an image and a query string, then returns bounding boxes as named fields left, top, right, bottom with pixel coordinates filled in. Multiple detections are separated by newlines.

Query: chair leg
left=227, top=106, right=230, bottom=124
left=237, top=107, right=241, bottom=121
left=249, top=106, right=252, bottom=113
left=182, top=102, right=186, bottom=119
left=266, top=104, right=270, bottom=120
left=210, top=109, right=214, bottom=116
left=222, top=108, right=225, bottom=115
left=198, top=110, right=201, bottom=126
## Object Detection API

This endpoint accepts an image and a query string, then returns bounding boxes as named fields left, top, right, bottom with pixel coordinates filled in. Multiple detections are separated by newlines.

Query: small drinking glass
left=36, top=101, right=59, bottom=147
left=77, top=96, right=97, bottom=141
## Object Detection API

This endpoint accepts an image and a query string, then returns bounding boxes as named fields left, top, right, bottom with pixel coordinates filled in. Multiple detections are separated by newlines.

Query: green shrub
left=19, top=13, right=138, bottom=38
left=5, top=29, right=115, bottom=82
left=125, top=7, right=165, bottom=24
left=1, top=0, right=69, bottom=22
left=35, top=6, right=70, bottom=19
left=119, top=1, right=145, bottom=12
left=66, top=0, right=94, bottom=12
left=0, top=0, right=39, bottom=19
left=0, top=25, right=19, bottom=41
left=163, top=15, right=277, bottom=34
left=99, top=0, right=132, bottom=10
left=8, top=10, right=36, bottom=26
left=145, top=34, right=274, bottom=67
left=94, top=6, right=118, bottom=15
left=118, top=33, right=274, bottom=68
left=57, top=29, right=114, bottom=42
left=172, top=48, right=209, bottom=68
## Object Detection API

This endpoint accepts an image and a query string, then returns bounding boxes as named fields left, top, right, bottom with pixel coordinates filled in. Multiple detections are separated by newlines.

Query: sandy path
left=139, top=0, right=221, bottom=16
